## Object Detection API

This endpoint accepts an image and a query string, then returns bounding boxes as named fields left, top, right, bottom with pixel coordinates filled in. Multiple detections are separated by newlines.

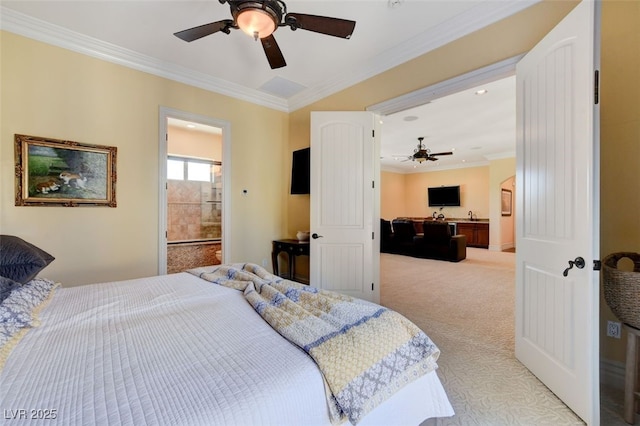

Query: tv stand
left=394, top=217, right=489, bottom=249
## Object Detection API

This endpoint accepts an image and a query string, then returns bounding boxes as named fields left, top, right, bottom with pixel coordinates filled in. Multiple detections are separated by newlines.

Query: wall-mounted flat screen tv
left=428, top=185, right=461, bottom=207
left=290, top=147, right=310, bottom=194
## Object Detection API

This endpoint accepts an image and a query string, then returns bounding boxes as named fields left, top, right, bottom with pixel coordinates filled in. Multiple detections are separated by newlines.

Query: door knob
left=563, top=256, right=585, bottom=277
left=311, top=233, right=323, bottom=239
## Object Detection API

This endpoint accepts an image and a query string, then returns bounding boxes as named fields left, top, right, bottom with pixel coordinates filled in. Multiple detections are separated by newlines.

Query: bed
left=0, top=235, right=453, bottom=425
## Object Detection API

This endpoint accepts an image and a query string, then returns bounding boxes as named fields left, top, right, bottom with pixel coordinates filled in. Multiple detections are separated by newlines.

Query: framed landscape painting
left=15, top=134, right=117, bottom=207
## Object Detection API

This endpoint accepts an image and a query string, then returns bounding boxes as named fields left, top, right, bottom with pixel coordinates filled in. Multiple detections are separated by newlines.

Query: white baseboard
left=601, top=357, right=625, bottom=390
left=488, top=243, right=514, bottom=252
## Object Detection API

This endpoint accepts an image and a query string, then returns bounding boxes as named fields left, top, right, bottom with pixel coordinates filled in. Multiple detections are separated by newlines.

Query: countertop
left=445, top=218, right=490, bottom=224
left=401, top=217, right=489, bottom=224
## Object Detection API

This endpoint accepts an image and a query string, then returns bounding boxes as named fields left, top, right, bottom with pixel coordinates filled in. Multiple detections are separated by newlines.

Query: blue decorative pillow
left=0, top=235, right=55, bottom=284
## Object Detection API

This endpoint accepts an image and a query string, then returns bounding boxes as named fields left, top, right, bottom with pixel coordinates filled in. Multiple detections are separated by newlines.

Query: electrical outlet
left=607, top=320, right=621, bottom=339
left=262, top=259, right=268, bottom=268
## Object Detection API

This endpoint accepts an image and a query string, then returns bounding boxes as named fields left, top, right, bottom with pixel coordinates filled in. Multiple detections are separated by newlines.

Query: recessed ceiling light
left=475, top=89, right=488, bottom=95
left=403, top=116, right=418, bottom=122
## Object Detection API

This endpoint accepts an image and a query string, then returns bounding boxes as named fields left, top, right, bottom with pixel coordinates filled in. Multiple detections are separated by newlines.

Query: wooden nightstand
left=272, top=239, right=309, bottom=284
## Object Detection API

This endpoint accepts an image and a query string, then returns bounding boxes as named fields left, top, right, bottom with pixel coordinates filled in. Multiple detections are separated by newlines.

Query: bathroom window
left=167, top=157, right=216, bottom=182
left=167, top=159, right=185, bottom=180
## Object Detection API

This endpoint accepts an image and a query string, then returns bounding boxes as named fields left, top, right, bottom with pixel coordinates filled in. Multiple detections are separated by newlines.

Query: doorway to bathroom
left=158, top=107, right=231, bottom=275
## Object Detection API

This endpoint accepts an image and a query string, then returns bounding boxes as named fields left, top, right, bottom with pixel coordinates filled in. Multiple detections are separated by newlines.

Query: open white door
left=310, top=111, right=380, bottom=303
left=515, top=1, right=600, bottom=424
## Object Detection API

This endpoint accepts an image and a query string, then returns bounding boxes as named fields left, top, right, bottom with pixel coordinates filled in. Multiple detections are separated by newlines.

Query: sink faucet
left=468, top=210, right=473, bottom=220
left=432, top=211, right=437, bottom=219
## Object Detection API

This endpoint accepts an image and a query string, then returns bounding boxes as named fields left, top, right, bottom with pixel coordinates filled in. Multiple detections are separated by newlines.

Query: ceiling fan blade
left=427, top=157, right=439, bottom=161
left=261, top=35, right=287, bottom=69
left=174, top=20, right=235, bottom=42
left=286, top=13, right=356, bottom=39
left=430, top=152, right=453, bottom=156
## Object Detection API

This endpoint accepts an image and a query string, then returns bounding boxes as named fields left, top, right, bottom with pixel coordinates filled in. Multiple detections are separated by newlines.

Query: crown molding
left=367, top=54, right=522, bottom=116
left=406, top=160, right=490, bottom=174
left=382, top=159, right=491, bottom=175
left=1, top=1, right=538, bottom=113
left=0, top=6, right=289, bottom=112
left=380, top=164, right=410, bottom=174
left=484, top=151, right=516, bottom=161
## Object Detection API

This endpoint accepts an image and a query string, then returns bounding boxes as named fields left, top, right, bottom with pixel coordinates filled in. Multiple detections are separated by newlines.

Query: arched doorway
left=499, top=175, right=515, bottom=252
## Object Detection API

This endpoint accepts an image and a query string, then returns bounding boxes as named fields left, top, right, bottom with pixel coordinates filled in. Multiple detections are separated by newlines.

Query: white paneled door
left=515, top=1, right=600, bottom=424
left=310, top=112, right=379, bottom=303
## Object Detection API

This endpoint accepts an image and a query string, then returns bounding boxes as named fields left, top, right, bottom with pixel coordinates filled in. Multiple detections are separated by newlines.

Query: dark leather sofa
left=381, top=218, right=466, bottom=262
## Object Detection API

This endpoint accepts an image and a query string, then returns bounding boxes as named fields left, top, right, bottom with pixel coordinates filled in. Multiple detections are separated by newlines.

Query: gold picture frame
left=15, top=134, right=117, bottom=207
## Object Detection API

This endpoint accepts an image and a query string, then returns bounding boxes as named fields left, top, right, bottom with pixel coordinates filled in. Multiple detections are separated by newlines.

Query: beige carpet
left=380, top=249, right=593, bottom=425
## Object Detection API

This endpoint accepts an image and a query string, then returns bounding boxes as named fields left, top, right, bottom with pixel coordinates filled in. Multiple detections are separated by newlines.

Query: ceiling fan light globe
left=236, top=8, right=278, bottom=39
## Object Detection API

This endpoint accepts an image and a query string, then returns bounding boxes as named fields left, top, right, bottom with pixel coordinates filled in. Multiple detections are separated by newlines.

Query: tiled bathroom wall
left=167, top=180, right=221, bottom=241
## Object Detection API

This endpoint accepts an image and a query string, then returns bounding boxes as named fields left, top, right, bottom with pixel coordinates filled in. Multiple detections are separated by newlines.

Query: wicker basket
left=603, top=252, right=640, bottom=329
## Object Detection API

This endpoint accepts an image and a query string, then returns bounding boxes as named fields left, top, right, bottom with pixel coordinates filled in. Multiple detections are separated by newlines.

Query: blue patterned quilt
left=0, top=278, right=58, bottom=370
left=189, top=263, right=440, bottom=424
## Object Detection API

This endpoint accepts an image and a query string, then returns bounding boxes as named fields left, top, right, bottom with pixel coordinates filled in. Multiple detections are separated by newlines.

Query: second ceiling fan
left=174, top=0, right=356, bottom=69
left=404, top=137, right=453, bottom=163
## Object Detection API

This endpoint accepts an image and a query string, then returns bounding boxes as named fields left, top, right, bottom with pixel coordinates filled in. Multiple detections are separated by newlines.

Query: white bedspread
left=0, top=273, right=453, bottom=425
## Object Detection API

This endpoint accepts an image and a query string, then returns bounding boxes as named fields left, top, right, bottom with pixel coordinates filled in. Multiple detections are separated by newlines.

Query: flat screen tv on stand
left=428, top=185, right=461, bottom=207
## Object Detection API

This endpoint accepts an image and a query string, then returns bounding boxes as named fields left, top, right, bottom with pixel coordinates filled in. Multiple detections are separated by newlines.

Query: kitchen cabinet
left=456, top=222, right=489, bottom=249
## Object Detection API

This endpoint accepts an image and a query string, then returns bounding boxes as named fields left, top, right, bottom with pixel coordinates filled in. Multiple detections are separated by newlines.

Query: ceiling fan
left=173, top=0, right=356, bottom=69
left=401, top=137, right=453, bottom=163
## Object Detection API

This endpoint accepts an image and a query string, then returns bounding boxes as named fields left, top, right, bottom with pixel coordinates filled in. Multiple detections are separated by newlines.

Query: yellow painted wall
left=403, top=167, right=489, bottom=219
left=0, top=32, right=288, bottom=286
left=599, top=0, right=640, bottom=366
left=380, top=171, right=406, bottom=220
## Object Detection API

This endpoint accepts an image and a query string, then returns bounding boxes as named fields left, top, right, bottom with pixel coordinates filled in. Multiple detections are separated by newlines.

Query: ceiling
left=168, top=117, right=222, bottom=135
left=1, top=0, right=525, bottom=172
left=380, top=75, right=515, bottom=173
